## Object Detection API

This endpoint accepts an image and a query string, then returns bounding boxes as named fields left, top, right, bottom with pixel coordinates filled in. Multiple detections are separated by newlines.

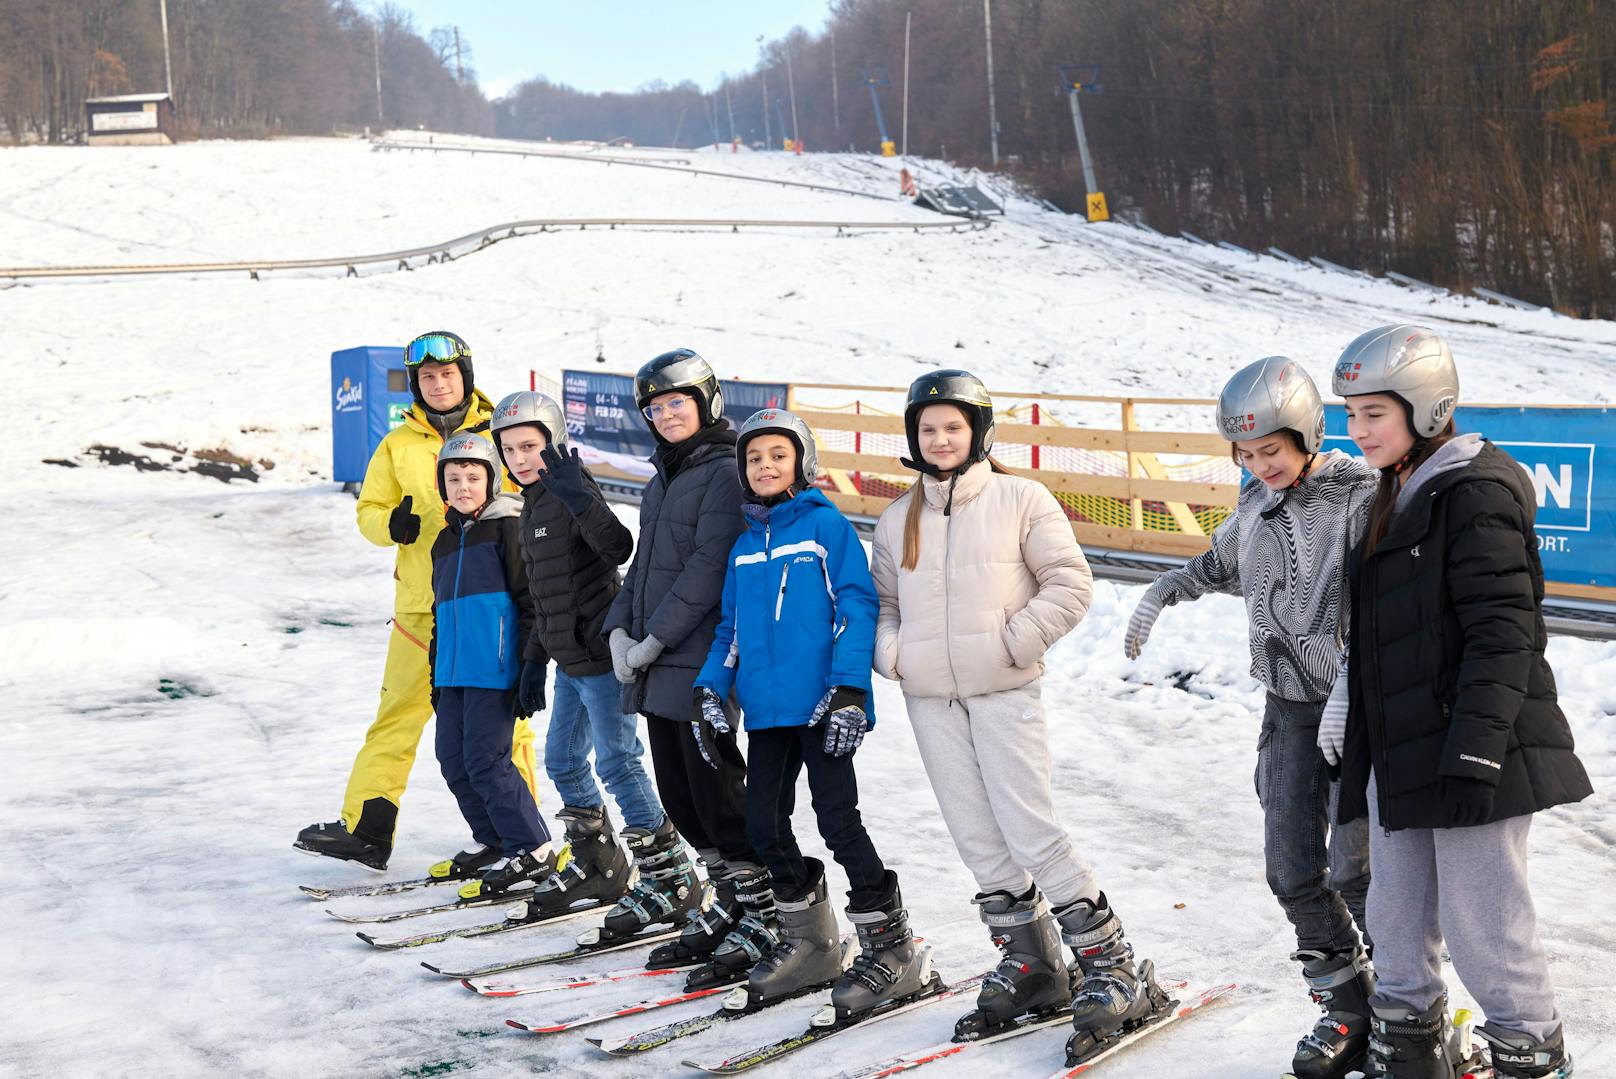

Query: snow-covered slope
left=2, top=134, right=1611, bottom=1077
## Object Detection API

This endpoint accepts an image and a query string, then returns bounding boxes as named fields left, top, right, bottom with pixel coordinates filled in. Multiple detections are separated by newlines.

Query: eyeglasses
left=642, top=395, right=694, bottom=422
left=405, top=333, right=470, bottom=367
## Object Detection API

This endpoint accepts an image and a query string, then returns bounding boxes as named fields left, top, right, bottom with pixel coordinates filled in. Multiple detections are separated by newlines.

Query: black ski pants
left=645, top=713, right=756, bottom=866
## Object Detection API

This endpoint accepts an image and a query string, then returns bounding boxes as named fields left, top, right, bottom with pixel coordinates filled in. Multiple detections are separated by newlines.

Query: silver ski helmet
left=635, top=348, right=723, bottom=439
left=1217, top=356, right=1326, bottom=453
left=736, top=408, right=819, bottom=495
left=404, top=330, right=474, bottom=414
left=491, top=391, right=566, bottom=481
left=902, top=369, right=995, bottom=472
left=437, top=430, right=501, bottom=508
left=1332, top=325, right=1459, bottom=439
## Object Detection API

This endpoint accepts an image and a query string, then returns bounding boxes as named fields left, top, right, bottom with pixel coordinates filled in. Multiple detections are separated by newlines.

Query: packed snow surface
left=2, top=134, right=1612, bottom=1077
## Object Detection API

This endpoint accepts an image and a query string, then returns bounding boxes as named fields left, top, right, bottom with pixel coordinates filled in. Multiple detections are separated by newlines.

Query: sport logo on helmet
left=1336, top=360, right=1361, bottom=382
left=756, top=410, right=779, bottom=422
left=498, top=403, right=520, bottom=417
left=1219, top=413, right=1257, bottom=437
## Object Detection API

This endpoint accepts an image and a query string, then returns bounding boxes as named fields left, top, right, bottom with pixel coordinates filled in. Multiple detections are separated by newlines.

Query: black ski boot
left=746, top=861, right=848, bottom=1006
left=600, top=818, right=703, bottom=943
left=646, top=849, right=744, bottom=966
left=1365, top=995, right=1466, bottom=1079
left=458, top=844, right=558, bottom=901
left=427, top=844, right=503, bottom=882
left=685, top=863, right=780, bottom=990
left=1287, top=948, right=1375, bottom=1078
left=294, top=820, right=390, bottom=872
left=955, top=887, right=1075, bottom=1040
left=825, top=872, right=936, bottom=1023
left=517, top=805, right=630, bottom=919
left=1476, top=1023, right=1573, bottom=1079
left=1056, top=892, right=1170, bottom=1066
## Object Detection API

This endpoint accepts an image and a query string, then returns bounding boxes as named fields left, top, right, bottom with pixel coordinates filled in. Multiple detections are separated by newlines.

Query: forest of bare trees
left=0, top=0, right=491, bottom=143
left=4, top=0, right=1611, bottom=316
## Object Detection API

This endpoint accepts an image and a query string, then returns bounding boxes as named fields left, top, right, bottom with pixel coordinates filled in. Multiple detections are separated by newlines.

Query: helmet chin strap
left=1288, top=451, right=1318, bottom=489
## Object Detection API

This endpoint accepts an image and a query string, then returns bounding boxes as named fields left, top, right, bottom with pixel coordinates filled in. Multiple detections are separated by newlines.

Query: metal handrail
left=0, top=215, right=986, bottom=281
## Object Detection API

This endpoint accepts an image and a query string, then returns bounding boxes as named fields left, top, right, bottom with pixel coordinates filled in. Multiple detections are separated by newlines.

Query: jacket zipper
left=450, top=524, right=468, bottom=686
left=1362, top=550, right=1393, bottom=835
left=941, top=483, right=961, bottom=700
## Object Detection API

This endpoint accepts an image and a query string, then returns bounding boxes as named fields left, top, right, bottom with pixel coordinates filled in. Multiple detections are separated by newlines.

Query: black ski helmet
left=635, top=348, right=723, bottom=440
left=901, top=369, right=996, bottom=474
left=404, top=330, right=475, bottom=415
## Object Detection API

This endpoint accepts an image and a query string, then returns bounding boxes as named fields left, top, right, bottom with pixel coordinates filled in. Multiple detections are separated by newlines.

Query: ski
left=355, top=899, right=610, bottom=951
left=589, top=978, right=838, bottom=1057
left=505, top=985, right=728, bottom=1036
left=418, top=924, right=683, bottom=978
left=462, top=964, right=688, bottom=998
left=325, top=889, right=527, bottom=924
left=831, top=979, right=1190, bottom=1079
left=1042, top=982, right=1239, bottom=1078
left=680, top=971, right=989, bottom=1075
left=299, top=875, right=457, bottom=901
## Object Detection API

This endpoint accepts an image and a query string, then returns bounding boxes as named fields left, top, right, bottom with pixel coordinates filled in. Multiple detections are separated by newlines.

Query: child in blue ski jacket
left=692, top=408, right=931, bottom=1021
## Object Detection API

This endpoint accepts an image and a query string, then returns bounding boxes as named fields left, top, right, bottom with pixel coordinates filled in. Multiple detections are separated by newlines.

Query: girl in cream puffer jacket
left=870, top=371, right=1162, bottom=1051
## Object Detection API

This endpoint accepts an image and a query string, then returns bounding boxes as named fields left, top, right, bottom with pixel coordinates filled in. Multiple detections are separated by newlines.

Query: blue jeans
left=1256, top=692, right=1372, bottom=953
left=545, top=669, right=664, bottom=831
left=435, top=687, right=548, bottom=854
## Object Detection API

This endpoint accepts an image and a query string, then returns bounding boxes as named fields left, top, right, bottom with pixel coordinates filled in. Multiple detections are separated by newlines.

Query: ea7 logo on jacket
left=533, top=527, right=548, bottom=539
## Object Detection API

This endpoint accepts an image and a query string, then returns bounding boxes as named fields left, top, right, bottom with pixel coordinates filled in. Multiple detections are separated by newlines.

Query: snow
left=2, top=132, right=1612, bottom=1077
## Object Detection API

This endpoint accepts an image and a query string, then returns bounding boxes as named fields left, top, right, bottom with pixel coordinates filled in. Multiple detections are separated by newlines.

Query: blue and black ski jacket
left=429, top=494, right=534, bottom=690
left=695, top=487, right=877, bottom=731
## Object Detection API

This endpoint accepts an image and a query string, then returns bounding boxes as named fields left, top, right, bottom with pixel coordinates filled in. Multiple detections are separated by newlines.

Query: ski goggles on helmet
left=405, top=331, right=471, bottom=367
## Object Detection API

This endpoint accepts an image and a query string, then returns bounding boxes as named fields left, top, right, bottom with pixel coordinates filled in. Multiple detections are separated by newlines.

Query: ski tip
left=355, top=932, right=375, bottom=946
left=298, top=885, right=328, bottom=899
left=420, top=962, right=444, bottom=974
left=459, top=979, right=477, bottom=993
left=505, top=1019, right=528, bottom=1031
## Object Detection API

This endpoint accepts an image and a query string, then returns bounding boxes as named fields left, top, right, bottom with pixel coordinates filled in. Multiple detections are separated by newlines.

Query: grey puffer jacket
left=603, top=424, right=745, bottom=721
left=1148, top=450, right=1377, bottom=702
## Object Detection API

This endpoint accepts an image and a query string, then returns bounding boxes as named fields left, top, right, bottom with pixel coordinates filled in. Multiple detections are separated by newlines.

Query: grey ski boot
left=1056, top=892, right=1171, bottom=1066
left=954, top=887, right=1075, bottom=1039
left=745, top=860, right=850, bottom=1006
left=822, top=872, right=938, bottom=1024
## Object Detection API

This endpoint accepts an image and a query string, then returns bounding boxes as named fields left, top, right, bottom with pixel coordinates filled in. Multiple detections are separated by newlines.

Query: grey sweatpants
left=1366, top=774, right=1562, bottom=1042
left=906, top=681, right=1099, bottom=907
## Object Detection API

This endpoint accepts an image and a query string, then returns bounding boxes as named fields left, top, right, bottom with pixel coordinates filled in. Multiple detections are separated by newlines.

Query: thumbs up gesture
left=389, top=494, right=422, bottom=544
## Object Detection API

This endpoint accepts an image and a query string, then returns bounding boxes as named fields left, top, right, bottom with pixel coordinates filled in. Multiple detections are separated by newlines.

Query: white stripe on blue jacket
left=695, top=487, right=877, bottom=731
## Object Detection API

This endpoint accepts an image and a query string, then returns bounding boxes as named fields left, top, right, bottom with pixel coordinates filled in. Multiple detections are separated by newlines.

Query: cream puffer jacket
left=871, top=460, right=1093, bottom=699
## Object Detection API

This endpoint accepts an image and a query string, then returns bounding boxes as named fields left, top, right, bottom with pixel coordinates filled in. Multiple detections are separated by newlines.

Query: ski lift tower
left=1058, top=64, right=1108, bottom=221
left=863, top=70, right=896, bottom=156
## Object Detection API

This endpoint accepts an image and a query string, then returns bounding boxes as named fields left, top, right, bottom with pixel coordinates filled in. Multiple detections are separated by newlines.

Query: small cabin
left=85, top=93, right=176, bottom=146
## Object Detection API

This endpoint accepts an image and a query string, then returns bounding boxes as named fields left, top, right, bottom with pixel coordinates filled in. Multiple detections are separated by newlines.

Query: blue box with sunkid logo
left=331, top=346, right=414, bottom=484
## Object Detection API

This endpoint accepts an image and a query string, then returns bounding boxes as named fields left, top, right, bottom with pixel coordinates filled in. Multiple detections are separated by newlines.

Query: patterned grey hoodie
left=1148, top=449, right=1378, bottom=702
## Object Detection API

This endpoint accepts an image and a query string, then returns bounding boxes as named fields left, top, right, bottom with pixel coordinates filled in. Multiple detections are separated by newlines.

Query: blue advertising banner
left=562, top=369, right=790, bottom=462
left=1323, top=404, right=1616, bottom=589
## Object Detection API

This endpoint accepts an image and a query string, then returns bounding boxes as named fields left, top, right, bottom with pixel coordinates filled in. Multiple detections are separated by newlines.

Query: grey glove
left=810, top=686, right=869, bottom=758
left=625, top=633, right=665, bottom=671
left=1123, top=581, right=1171, bottom=660
left=608, top=628, right=636, bottom=684
left=1318, top=668, right=1350, bottom=767
left=692, top=687, right=732, bottom=770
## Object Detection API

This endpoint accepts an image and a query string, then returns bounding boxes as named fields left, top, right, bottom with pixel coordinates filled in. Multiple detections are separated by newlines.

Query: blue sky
left=388, top=2, right=833, bottom=99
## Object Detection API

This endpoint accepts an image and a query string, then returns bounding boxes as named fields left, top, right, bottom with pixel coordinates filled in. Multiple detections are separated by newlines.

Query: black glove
left=516, top=661, right=547, bottom=717
left=389, top=495, right=422, bottom=544
left=811, top=686, right=869, bottom=757
left=430, top=683, right=441, bottom=710
left=1440, top=776, right=1496, bottom=828
left=539, top=445, right=595, bottom=516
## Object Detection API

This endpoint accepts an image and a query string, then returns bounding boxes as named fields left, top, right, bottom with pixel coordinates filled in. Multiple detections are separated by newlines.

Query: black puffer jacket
left=519, top=466, right=634, bottom=677
left=603, top=423, right=745, bottom=721
left=1339, top=440, right=1593, bottom=830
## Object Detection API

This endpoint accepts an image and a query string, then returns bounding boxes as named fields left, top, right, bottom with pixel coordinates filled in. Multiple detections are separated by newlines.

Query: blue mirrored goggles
left=405, top=333, right=470, bottom=367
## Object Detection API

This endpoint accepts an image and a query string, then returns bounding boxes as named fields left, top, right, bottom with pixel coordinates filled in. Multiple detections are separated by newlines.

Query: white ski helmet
left=1332, top=325, right=1460, bottom=439
left=1216, top=356, right=1326, bottom=454
left=736, top=408, right=819, bottom=494
left=437, top=431, right=501, bottom=507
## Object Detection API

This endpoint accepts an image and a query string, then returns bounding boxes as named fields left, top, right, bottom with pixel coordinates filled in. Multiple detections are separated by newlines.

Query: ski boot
left=1056, top=892, right=1171, bottom=1066
left=685, top=863, right=781, bottom=990
left=516, top=805, right=630, bottom=920
left=1288, top=947, right=1375, bottom=1078
left=825, top=872, right=937, bottom=1024
left=427, top=844, right=503, bottom=882
left=1476, top=1023, right=1574, bottom=1079
left=458, top=844, right=558, bottom=901
left=294, top=820, right=390, bottom=872
left=600, top=818, right=703, bottom=944
left=955, top=887, right=1075, bottom=1040
left=746, top=861, right=850, bottom=1006
left=1365, top=995, right=1466, bottom=1079
left=646, top=849, right=744, bottom=966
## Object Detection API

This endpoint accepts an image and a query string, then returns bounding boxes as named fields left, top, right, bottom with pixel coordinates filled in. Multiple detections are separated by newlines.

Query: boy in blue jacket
left=429, top=433, right=555, bottom=901
left=694, top=409, right=928, bottom=1018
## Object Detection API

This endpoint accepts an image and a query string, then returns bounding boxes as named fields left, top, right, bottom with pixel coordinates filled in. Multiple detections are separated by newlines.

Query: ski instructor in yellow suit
left=295, top=330, right=539, bottom=871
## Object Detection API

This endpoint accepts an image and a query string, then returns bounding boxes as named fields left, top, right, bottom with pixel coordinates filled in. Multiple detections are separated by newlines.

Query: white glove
left=1318, top=669, right=1350, bottom=767
left=1124, top=583, right=1169, bottom=660
left=608, top=628, right=636, bottom=684
left=624, top=633, right=665, bottom=671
